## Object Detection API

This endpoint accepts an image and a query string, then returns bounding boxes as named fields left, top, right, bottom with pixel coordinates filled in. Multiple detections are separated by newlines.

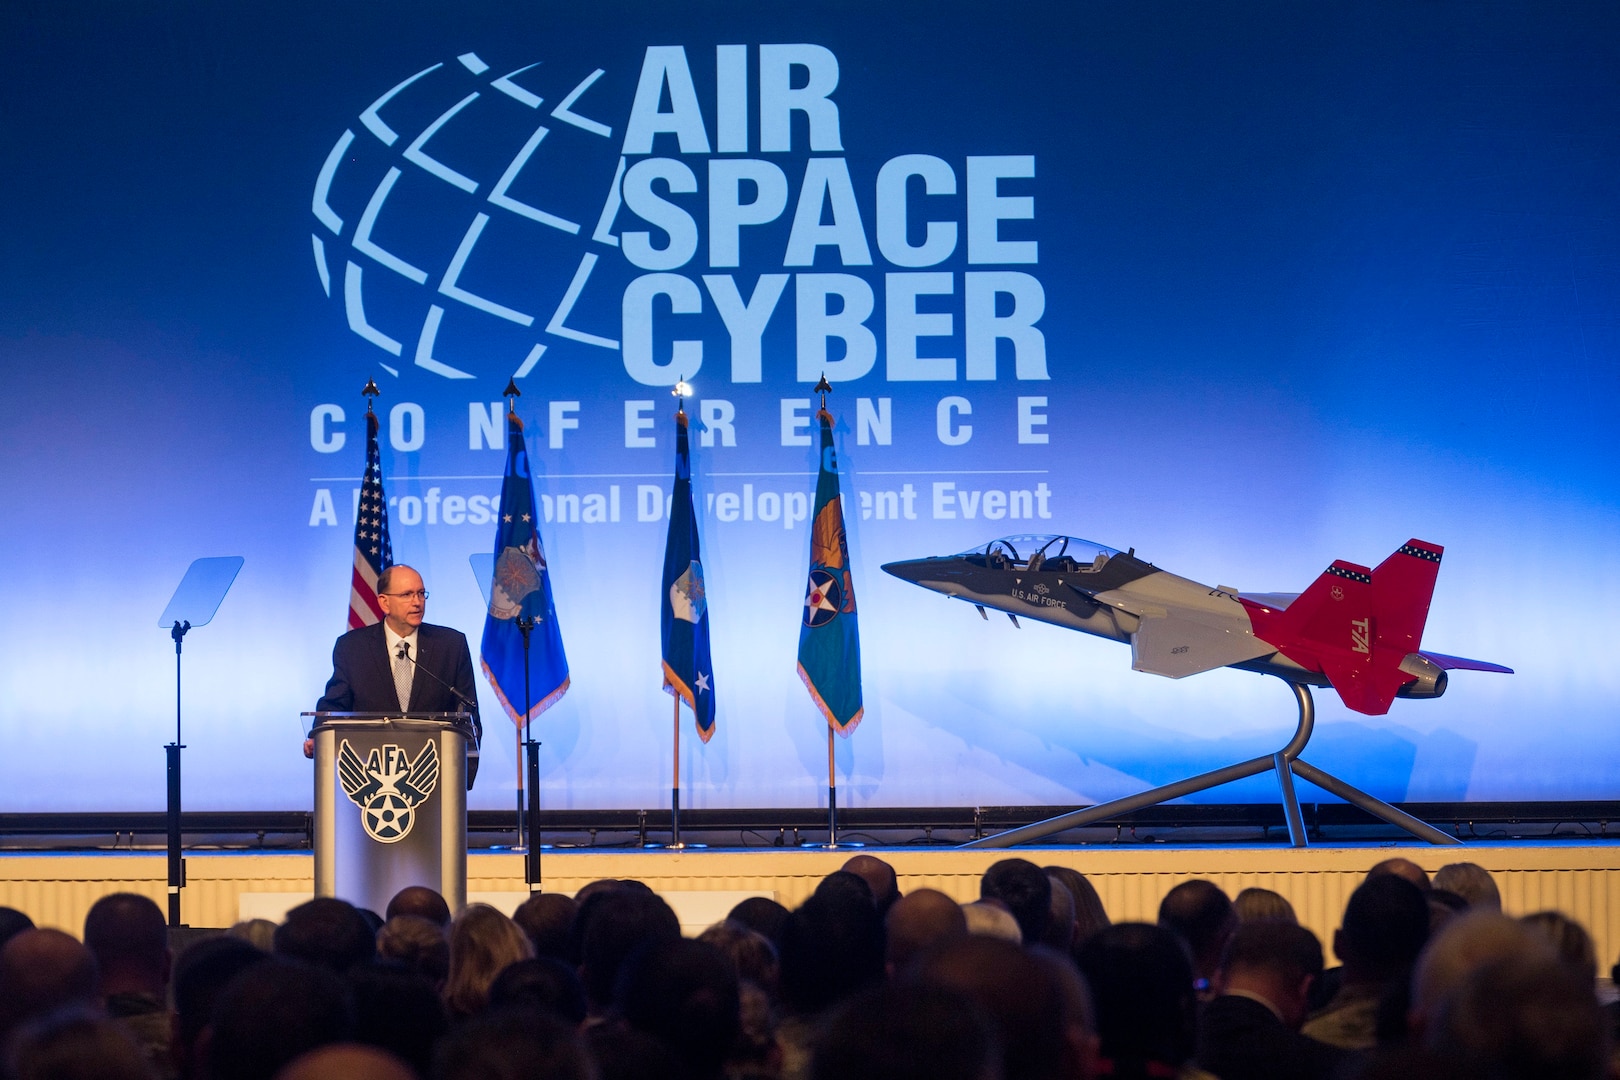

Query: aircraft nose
left=881, top=557, right=936, bottom=584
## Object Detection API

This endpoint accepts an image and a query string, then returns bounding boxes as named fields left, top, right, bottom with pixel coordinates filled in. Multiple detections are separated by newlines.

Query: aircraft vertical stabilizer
left=1370, top=540, right=1441, bottom=655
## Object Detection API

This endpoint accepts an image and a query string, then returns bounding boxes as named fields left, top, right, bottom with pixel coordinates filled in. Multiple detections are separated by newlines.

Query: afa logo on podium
left=338, top=740, right=440, bottom=843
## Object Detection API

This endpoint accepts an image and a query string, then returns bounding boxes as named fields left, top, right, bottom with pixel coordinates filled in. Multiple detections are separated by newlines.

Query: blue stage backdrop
left=1, top=1, right=1616, bottom=812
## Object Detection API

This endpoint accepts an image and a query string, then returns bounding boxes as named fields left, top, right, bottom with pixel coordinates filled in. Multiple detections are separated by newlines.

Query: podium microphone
left=397, top=641, right=477, bottom=712
left=397, top=640, right=481, bottom=788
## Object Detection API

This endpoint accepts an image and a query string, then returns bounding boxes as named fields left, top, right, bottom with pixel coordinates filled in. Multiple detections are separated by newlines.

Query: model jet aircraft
left=882, top=534, right=1511, bottom=716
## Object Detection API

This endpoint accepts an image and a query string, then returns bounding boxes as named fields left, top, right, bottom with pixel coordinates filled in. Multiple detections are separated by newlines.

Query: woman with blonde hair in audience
left=442, top=903, right=534, bottom=1018
left=1233, top=887, right=1297, bottom=924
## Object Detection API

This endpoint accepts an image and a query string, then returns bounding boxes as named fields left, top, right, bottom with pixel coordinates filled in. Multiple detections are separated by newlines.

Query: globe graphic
left=310, top=51, right=625, bottom=383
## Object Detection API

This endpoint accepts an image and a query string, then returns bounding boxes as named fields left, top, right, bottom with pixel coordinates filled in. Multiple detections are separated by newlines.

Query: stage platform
left=5, top=841, right=1620, bottom=966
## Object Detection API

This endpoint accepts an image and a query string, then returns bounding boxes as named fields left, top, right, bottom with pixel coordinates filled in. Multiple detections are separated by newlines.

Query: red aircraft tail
left=1246, top=540, right=1444, bottom=715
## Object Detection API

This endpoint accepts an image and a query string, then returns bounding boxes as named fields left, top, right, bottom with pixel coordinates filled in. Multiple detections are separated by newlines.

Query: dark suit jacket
left=316, top=622, right=482, bottom=783
left=1195, top=994, right=1352, bottom=1080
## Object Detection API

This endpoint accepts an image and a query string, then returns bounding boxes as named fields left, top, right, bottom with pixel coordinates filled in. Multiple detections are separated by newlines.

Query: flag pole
left=671, top=694, right=683, bottom=848
left=800, top=373, right=863, bottom=850
left=503, top=381, right=528, bottom=855
left=827, top=722, right=837, bottom=845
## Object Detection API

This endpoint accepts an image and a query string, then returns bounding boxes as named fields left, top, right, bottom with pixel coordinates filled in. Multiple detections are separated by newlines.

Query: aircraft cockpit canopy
left=958, top=534, right=1122, bottom=573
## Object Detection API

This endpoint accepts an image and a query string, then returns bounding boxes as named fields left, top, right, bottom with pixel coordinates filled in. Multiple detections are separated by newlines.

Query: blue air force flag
left=661, top=409, right=715, bottom=742
left=798, top=410, right=863, bottom=734
left=479, top=412, right=569, bottom=724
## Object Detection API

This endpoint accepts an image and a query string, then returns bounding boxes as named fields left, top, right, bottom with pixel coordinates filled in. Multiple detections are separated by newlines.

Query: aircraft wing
left=1418, top=650, right=1514, bottom=674
left=1129, top=610, right=1277, bottom=678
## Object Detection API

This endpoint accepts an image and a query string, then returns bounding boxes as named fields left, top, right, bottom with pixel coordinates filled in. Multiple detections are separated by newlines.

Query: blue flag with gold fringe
left=798, top=408, right=863, bottom=734
left=480, top=411, right=569, bottom=724
left=661, top=408, right=716, bottom=742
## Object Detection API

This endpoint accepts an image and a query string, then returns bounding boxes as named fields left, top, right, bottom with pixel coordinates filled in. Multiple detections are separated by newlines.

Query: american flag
left=349, top=409, right=393, bottom=628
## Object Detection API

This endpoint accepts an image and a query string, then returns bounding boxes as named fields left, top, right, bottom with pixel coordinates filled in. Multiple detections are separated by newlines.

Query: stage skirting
left=5, top=844, right=1619, bottom=966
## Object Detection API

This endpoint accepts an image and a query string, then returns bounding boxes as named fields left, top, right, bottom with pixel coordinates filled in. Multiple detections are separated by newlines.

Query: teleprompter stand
left=157, top=556, right=244, bottom=926
left=962, top=678, right=1461, bottom=849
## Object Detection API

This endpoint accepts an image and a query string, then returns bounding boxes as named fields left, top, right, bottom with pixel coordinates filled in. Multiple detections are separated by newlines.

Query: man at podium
left=313, top=564, right=482, bottom=785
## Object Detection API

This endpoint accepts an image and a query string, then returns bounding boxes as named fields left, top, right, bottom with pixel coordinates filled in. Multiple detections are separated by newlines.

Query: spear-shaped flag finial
left=814, top=373, right=832, bottom=411
left=503, top=378, right=521, bottom=414
left=361, top=378, right=380, bottom=416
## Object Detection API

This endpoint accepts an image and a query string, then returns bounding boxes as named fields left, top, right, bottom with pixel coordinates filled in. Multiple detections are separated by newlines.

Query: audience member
left=225, top=920, right=277, bottom=953
left=727, top=896, right=790, bottom=943
left=487, top=956, right=588, bottom=1025
left=385, top=887, right=451, bottom=928
left=6, top=1007, right=157, bottom=1080
left=814, top=870, right=876, bottom=908
left=580, top=887, right=682, bottom=1015
left=1427, top=954, right=1608, bottom=1080
left=0, top=905, right=35, bottom=949
left=884, top=888, right=968, bottom=975
left=274, top=1044, right=415, bottom=1080
left=778, top=889, right=884, bottom=1017
left=1045, top=866, right=1110, bottom=953
left=375, top=914, right=450, bottom=988
left=1302, top=874, right=1429, bottom=1051
left=1519, top=909, right=1597, bottom=983
left=697, top=918, right=781, bottom=997
left=442, top=903, right=533, bottom=1019
left=170, top=937, right=268, bottom=1080
left=274, top=898, right=375, bottom=973
left=433, top=1007, right=594, bottom=1080
left=205, top=958, right=354, bottom=1080
left=962, top=900, right=1023, bottom=943
left=810, top=982, right=1002, bottom=1080
left=511, top=892, right=577, bottom=961
left=1157, top=880, right=1235, bottom=997
left=1043, top=873, right=1077, bottom=951
left=1233, top=887, right=1296, bottom=924
left=1366, top=859, right=1432, bottom=892
left=1431, top=862, right=1502, bottom=912
left=841, top=855, right=900, bottom=915
left=1076, top=923, right=1209, bottom=1080
left=1407, top=911, right=1554, bottom=1040
left=617, top=938, right=741, bottom=1080
left=0, top=927, right=100, bottom=1044
left=348, top=963, right=448, bottom=1077
left=915, top=935, right=1096, bottom=1080
left=731, top=979, right=780, bottom=1079
left=980, top=858, right=1053, bottom=944
left=84, top=892, right=173, bottom=1079
left=1194, top=920, right=1347, bottom=1080
left=1424, top=889, right=1468, bottom=935
left=586, top=1024, right=684, bottom=1080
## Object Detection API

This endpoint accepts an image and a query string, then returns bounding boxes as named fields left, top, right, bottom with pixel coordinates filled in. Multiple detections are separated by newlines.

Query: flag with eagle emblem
left=661, top=407, right=716, bottom=741
left=798, top=408, right=863, bottom=734
left=479, top=411, right=569, bottom=724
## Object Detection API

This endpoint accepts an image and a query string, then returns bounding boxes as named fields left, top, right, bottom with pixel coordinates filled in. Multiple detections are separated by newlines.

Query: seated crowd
left=0, top=855, right=1613, bottom=1080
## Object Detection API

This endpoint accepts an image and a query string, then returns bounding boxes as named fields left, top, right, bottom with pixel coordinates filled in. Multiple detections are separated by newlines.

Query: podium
left=304, top=712, right=476, bottom=916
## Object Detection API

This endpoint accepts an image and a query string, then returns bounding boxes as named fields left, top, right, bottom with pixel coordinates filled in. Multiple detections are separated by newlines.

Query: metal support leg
left=962, top=754, right=1275, bottom=848
left=962, top=677, right=1458, bottom=849
left=1275, top=751, right=1308, bottom=847
left=1290, top=759, right=1459, bottom=845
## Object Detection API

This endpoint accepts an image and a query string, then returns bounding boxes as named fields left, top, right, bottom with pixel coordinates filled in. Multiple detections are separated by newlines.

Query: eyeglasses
left=382, top=590, right=429, bottom=601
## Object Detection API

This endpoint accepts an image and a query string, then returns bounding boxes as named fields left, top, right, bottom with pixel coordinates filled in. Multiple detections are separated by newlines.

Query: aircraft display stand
left=305, top=712, right=476, bottom=915
left=963, top=679, right=1460, bottom=849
